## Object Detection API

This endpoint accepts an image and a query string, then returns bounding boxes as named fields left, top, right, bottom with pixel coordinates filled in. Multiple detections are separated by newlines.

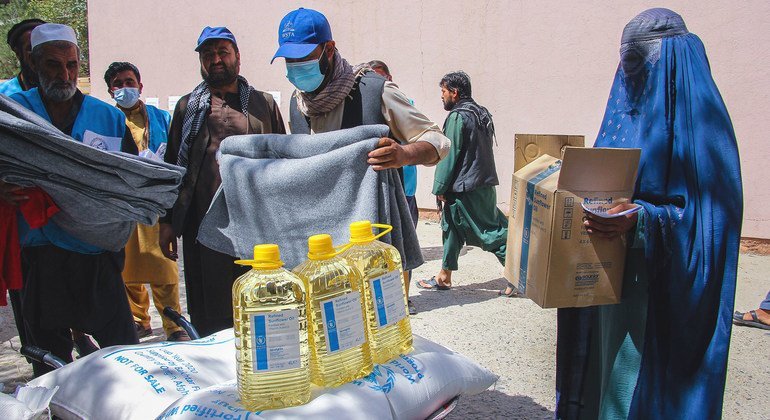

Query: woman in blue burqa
left=555, top=8, right=743, bottom=420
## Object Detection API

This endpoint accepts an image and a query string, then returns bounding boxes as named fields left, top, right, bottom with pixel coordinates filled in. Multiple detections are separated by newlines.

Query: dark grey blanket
left=197, top=124, right=423, bottom=270
left=0, top=95, right=185, bottom=251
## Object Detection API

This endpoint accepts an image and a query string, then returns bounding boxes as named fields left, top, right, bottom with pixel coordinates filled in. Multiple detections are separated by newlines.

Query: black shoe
left=167, top=330, right=191, bottom=341
left=408, top=299, right=417, bottom=315
left=136, top=323, right=153, bottom=338
left=74, top=335, right=99, bottom=357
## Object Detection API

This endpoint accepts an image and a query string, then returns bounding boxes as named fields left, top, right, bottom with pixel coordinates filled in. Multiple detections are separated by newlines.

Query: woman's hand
left=583, top=203, right=639, bottom=238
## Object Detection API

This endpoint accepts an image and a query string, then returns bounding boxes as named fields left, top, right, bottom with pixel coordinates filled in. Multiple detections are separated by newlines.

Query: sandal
left=416, top=277, right=452, bottom=290
left=416, top=277, right=438, bottom=290
left=733, top=310, right=770, bottom=330
left=498, top=286, right=522, bottom=298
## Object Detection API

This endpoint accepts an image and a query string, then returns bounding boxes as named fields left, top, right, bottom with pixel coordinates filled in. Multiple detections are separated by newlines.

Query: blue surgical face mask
left=286, top=58, right=325, bottom=92
left=113, top=87, right=141, bottom=108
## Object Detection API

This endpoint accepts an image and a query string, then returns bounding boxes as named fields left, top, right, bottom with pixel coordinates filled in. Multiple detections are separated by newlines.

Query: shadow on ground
left=450, top=389, right=554, bottom=419
left=419, top=245, right=472, bottom=262
left=410, top=277, right=523, bottom=313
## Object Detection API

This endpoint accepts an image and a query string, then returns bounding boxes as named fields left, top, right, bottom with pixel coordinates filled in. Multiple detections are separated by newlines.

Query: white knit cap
left=30, top=23, right=78, bottom=49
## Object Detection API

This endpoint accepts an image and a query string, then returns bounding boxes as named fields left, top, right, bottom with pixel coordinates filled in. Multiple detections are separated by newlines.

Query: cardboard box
left=504, top=147, right=641, bottom=308
left=514, top=134, right=585, bottom=172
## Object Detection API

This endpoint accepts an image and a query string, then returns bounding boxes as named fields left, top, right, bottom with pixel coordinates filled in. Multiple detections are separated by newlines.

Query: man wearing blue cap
left=272, top=8, right=450, bottom=315
left=159, top=26, right=286, bottom=336
left=272, top=7, right=449, bottom=169
left=8, top=23, right=139, bottom=376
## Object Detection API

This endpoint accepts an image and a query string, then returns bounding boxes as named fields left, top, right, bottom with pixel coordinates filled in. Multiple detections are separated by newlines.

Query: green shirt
left=432, top=112, right=463, bottom=195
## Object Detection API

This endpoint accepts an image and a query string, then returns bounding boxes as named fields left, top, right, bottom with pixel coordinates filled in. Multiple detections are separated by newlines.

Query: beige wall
left=87, top=0, right=770, bottom=238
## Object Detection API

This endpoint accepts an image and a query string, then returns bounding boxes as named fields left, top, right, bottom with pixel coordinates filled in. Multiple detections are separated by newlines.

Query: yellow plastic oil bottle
left=232, top=244, right=310, bottom=411
left=340, top=221, right=413, bottom=364
left=292, top=234, right=373, bottom=387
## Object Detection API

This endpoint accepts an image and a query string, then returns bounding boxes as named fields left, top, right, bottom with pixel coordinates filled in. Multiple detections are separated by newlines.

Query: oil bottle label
left=250, top=309, right=301, bottom=372
left=370, top=270, right=407, bottom=328
left=320, top=291, right=366, bottom=353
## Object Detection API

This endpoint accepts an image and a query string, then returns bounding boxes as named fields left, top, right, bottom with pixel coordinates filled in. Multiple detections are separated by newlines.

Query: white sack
left=28, top=330, right=236, bottom=420
left=157, top=335, right=497, bottom=420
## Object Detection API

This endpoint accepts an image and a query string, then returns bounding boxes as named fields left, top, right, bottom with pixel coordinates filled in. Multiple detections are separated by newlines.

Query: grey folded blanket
left=197, top=124, right=424, bottom=271
left=0, top=94, right=185, bottom=251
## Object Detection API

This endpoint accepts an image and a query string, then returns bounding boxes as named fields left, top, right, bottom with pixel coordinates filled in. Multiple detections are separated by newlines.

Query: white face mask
left=113, top=87, right=141, bottom=108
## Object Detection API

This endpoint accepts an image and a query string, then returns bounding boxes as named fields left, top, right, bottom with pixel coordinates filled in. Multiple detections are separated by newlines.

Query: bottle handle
left=307, top=242, right=354, bottom=260
left=234, top=259, right=283, bottom=269
left=333, top=242, right=354, bottom=255
left=371, top=223, right=393, bottom=241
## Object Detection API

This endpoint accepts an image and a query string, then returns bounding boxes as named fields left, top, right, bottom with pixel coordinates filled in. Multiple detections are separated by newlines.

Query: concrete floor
left=1, top=220, right=768, bottom=418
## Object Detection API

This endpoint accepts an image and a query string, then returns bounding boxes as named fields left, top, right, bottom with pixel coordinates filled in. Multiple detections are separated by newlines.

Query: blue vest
left=145, top=104, right=171, bottom=154
left=11, top=89, right=126, bottom=254
left=0, top=76, right=23, bottom=97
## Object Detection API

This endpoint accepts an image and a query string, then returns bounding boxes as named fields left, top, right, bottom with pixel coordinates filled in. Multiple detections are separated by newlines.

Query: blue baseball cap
left=195, top=26, right=237, bottom=52
left=271, top=8, right=332, bottom=63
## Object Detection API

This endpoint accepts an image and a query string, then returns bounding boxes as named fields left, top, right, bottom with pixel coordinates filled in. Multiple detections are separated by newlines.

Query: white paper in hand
left=581, top=202, right=641, bottom=219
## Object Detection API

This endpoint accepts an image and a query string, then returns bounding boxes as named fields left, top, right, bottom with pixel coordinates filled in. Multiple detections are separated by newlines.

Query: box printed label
left=518, top=161, right=562, bottom=292
left=581, top=201, right=642, bottom=219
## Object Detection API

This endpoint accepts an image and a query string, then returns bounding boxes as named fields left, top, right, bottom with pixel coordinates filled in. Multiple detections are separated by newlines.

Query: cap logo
left=281, top=21, right=294, bottom=40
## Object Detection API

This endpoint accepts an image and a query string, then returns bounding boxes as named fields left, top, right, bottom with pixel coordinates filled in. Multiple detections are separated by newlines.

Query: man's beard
left=39, top=73, right=77, bottom=102
left=201, top=60, right=239, bottom=88
left=442, top=98, right=456, bottom=111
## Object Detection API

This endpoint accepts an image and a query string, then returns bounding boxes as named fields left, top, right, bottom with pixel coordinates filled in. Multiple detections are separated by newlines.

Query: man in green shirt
left=418, top=71, right=517, bottom=296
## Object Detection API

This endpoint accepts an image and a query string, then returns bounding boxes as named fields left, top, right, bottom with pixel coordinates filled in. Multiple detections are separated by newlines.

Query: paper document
left=266, top=91, right=281, bottom=107
left=82, top=130, right=121, bottom=151
left=581, top=202, right=642, bottom=218
left=168, top=95, right=182, bottom=112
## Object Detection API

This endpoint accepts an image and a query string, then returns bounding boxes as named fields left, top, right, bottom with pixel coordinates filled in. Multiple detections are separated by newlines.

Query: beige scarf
left=295, top=51, right=370, bottom=117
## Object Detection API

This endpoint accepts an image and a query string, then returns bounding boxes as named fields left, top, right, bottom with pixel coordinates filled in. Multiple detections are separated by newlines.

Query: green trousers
left=441, top=186, right=508, bottom=271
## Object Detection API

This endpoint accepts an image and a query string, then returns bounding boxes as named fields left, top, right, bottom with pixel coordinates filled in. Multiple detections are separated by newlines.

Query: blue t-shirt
left=402, top=97, right=418, bottom=197
left=403, top=165, right=417, bottom=196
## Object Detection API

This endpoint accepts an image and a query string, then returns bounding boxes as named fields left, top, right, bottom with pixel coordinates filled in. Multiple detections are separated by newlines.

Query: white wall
left=88, top=0, right=770, bottom=238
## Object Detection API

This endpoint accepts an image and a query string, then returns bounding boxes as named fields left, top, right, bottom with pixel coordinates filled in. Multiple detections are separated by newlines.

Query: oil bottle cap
left=349, top=220, right=394, bottom=244
left=234, top=244, right=283, bottom=269
left=307, top=234, right=336, bottom=260
left=349, top=220, right=376, bottom=243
